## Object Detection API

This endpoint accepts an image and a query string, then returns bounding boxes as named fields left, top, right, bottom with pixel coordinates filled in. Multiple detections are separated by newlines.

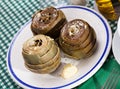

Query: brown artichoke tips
left=38, top=7, right=57, bottom=23
left=31, top=6, right=67, bottom=39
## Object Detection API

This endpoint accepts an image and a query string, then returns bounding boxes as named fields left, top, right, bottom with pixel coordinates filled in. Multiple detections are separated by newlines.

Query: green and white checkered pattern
left=0, top=0, right=118, bottom=89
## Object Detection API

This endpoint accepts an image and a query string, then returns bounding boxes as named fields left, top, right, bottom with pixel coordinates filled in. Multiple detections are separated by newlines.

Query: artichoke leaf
left=25, top=57, right=60, bottom=74
left=25, top=47, right=60, bottom=69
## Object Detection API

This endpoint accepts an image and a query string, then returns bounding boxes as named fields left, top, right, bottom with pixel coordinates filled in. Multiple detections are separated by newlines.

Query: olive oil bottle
left=96, top=0, right=120, bottom=20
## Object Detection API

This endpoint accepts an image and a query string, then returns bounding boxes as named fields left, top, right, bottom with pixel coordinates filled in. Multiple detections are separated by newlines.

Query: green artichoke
left=22, top=34, right=61, bottom=74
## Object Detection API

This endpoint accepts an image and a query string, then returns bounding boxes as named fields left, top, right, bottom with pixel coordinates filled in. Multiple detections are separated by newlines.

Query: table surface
left=0, top=0, right=120, bottom=89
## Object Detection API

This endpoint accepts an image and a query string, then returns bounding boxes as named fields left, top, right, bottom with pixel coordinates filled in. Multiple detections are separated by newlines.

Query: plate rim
left=6, top=5, right=112, bottom=89
left=112, top=30, right=120, bottom=65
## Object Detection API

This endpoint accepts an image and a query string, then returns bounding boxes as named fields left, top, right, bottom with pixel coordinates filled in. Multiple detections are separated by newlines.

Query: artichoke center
left=68, top=25, right=79, bottom=36
left=39, top=7, right=57, bottom=24
left=34, top=39, right=42, bottom=46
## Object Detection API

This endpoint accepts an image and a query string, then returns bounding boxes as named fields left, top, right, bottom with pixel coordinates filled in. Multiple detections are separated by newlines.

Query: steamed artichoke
left=31, top=6, right=67, bottom=39
left=59, top=19, right=97, bottom=59
left=22, top=34, right=61, bottom=74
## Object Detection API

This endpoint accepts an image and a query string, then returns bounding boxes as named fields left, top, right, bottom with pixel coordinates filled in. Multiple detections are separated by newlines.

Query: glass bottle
left=96, top=0, right=120, bottom=20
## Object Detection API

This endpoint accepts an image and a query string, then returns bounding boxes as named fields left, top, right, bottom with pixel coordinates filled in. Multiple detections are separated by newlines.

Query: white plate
left=7, top=5, right=112, bottom=89
left=112, top=31, right=120, bottom=64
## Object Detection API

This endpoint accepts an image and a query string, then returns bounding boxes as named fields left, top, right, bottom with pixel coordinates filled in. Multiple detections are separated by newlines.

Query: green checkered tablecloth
left=0, top=0, right=120, bottom=89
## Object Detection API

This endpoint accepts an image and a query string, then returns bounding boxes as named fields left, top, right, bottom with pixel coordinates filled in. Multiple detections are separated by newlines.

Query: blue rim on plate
left=7, top=5, right=110, bottom=89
